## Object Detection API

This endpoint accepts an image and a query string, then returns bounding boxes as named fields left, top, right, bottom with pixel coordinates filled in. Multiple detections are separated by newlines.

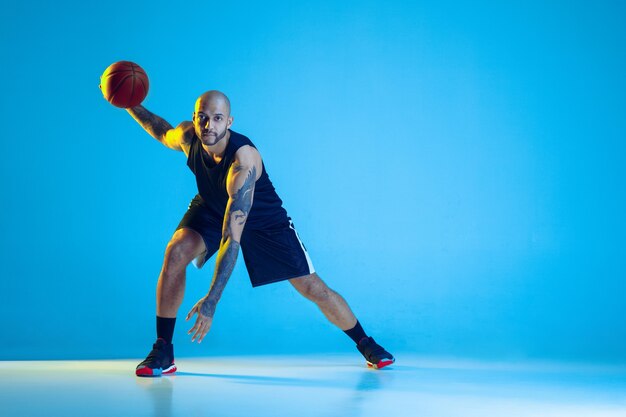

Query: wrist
left=201, top=297, right=217, bottom=316
left=206, top=293, right=219, bottom=307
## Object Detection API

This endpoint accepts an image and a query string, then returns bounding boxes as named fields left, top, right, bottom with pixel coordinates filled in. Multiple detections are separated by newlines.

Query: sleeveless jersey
left=186, top=130, right=289, bottom=229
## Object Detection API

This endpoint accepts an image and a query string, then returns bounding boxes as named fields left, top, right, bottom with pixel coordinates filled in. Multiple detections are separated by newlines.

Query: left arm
left=186, top=146, right=262, bottom=342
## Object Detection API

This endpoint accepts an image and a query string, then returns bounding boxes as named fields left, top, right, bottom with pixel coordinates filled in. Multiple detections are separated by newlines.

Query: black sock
left=156, top=316, right=176, bottom=344
left=344, top=320, right=368, bottom=344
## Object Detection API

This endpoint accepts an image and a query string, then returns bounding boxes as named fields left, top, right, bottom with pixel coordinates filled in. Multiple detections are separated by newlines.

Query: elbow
left=220, top=233, right=242, bottom=248
left=221, top=220, right=246, bottom=246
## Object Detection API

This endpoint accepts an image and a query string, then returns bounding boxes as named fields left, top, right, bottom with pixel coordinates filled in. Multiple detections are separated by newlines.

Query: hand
left=186, top=295, right=214, bottom=343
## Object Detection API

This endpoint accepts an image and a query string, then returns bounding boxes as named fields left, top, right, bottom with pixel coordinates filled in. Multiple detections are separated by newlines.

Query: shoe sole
left=366, top=358, right=395, bottom=370
left=136, top=364, right=177, bottom=377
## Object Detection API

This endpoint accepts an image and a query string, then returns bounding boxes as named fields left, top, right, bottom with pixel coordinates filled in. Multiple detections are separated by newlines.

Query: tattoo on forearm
left=202, top=240, right=240, bottom=317
left=230, top=166, right=256, bottom=225
left=202, top=165, right=256, bottom=317
left=128, top=106, right=172, bottom=140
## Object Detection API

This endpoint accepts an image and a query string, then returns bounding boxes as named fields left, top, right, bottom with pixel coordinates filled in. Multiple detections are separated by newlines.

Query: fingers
left=186, top=304, right=198, bottom=321
left=196, top=321, right=211, bottom=343
left=187, top=315, right=199, bottom=336
left=188, top=315, right=212, bottom=343
left=185, top=297, right=212, bottom=342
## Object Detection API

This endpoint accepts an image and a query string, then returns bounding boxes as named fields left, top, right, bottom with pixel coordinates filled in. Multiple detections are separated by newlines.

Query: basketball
left=100, top=61, right=149, bottom=108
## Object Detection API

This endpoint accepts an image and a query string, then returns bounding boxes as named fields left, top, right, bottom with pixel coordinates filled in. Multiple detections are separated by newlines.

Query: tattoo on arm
left=229, top=165, right=257, bottom=226
left=127, top=105, right=173, bottom=141
left=201, top=239, right=240, bottom=317
left=201, top=165, right=257, bottom=317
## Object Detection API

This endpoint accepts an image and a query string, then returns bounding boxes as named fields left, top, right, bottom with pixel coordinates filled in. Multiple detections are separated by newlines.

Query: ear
left=192, top=112, right=196, bottom=122
left=227, top=116, right=234, bottom=129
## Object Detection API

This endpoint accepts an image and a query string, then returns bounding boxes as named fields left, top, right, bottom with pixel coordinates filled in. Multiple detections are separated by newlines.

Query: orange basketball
left=100, top=61, right=149, bottom=108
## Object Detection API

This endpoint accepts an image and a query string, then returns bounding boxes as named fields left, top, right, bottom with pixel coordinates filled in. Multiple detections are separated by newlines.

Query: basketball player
left=125, top=91, right=394, bottom=376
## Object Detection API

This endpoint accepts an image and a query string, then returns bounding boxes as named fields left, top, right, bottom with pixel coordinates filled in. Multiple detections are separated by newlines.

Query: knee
left=163, top=236, right=195, bottom=270
left=297, top=277, right=333, bottom=304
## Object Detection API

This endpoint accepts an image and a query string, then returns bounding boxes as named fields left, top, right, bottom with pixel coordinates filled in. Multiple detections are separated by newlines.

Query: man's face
left=193, top=98, right=233, bottom=147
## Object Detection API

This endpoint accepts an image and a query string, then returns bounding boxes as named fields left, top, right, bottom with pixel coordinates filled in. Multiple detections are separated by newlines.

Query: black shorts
left=176, top=196, right=315, bottom=287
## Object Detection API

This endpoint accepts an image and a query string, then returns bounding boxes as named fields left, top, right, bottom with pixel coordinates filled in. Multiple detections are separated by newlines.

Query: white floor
left=1, top=354, right=625, bottom=417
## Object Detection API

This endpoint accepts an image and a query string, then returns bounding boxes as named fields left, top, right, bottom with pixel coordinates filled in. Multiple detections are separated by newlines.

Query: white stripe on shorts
left=289, top=220, right=315, bottom=274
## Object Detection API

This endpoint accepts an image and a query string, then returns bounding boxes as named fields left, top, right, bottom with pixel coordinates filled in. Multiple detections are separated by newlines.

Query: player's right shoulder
left=165, top=121, right=195, bottom=154
left=178, top=121, right=194, bottom=141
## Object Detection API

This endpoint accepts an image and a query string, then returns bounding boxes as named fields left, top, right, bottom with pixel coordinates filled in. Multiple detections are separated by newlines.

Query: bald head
left=195, top=90, right=231, bottom=116
left=192, top=90, right=234, bottom=147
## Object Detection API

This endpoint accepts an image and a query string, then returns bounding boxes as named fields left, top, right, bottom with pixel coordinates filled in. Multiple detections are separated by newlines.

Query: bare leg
left=289, top=272, right=357, bottom=331
left=156, top=228, right=206, bottom=318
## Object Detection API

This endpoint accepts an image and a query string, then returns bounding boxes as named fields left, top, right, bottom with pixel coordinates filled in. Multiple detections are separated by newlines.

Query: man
left=125, top=90, right=394, bottom=376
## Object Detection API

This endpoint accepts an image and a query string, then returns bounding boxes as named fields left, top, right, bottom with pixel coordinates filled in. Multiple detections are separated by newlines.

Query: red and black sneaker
left=135, top=338, right=177, bottom=377
left=357, top=337, right=395, bottom=369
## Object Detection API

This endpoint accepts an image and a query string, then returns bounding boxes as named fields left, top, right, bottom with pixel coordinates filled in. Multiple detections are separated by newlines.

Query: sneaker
left=135, top=338, right=177, bottom=377
left=357, top=337, right=395, bottom=369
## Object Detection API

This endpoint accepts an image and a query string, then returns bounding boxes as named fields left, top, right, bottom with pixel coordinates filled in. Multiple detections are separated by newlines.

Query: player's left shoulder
left=234, top=145, right=262, bottom=180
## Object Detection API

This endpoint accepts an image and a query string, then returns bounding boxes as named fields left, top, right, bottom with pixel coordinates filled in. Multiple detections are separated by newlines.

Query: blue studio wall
left=0, top=0, right=624, bottom=363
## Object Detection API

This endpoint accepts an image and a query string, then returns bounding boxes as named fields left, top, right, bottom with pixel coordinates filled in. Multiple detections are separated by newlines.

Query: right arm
left=126, top=105, right=194, bottom=154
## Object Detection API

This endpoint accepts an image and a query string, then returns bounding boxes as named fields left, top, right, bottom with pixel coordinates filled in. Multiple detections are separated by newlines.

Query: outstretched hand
left=186, top=295, right=214, bottom=343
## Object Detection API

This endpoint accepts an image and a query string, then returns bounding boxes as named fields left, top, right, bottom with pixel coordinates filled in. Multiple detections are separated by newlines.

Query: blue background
left=1, top=0, right=624, bottom=363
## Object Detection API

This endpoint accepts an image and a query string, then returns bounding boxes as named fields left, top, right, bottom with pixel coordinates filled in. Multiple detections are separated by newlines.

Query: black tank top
left=186, top=130, right=289, bottom=229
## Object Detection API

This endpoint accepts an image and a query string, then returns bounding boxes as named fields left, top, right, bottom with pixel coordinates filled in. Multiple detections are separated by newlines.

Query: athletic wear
left=186, top=130, right=289, bottom=230
left=357, top=337, right=395, bottom=369
left=344, top=321, right=368, bottom=344
left=240, top=219, right=315, bottom=286
left=177, top=130, right=315, bottom=286
left=141, top=127, right=391, bottom=370
left=156, top=316, right=176, bottom=344
left=177, top=200, right=314, bottom=286
left=176, top=195, right=222, bottom=269
left=136, top=338, right=177, bottom=377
